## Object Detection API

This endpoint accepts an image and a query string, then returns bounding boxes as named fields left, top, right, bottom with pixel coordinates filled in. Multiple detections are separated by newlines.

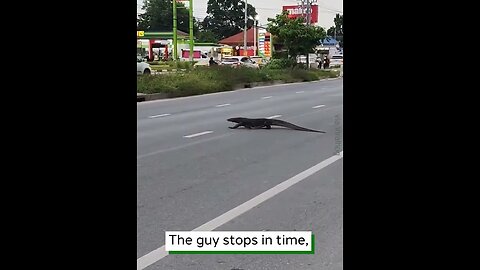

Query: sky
left=137, top=0, right=343, bottom=29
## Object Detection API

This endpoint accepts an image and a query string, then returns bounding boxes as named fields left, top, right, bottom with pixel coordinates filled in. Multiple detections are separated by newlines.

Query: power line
left=317, top=3, right=343, bottom=14
left=256, top=7, right=281, bottom=11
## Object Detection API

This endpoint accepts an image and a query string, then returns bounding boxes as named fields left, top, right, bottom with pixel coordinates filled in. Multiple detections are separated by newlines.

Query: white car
left=221, top=56, right=259, bottom=68
left=329, top=54, right=343, bottom=66
left=137, top=57, right=152, bottom=75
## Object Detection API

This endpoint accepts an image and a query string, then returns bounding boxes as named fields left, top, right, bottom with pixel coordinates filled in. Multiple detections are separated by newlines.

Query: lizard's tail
left=271, top=119, right=326, bottom=133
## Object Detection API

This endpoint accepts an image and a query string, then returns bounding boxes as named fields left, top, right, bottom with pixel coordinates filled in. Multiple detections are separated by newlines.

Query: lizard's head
left=227, top=117, right=245, bottom=123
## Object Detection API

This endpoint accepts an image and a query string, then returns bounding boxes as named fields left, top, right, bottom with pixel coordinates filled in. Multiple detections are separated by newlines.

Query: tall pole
left=299, top=0, right=305, bottom=23
left=334, top=24, right=337, bottom=40
left=253, top=19, right=256, bottom=56
left=306, top=0, right=311, bottom=26
left=306, top=0, right=311, bottom=69
left=189, top=0, right=194, bottom=63
left=173, top=0, right=178, bottom=61
left=244, top=0, right=247, bottom=56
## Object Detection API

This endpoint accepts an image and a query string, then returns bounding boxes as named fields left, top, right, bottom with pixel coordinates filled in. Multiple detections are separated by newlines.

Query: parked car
left=193, top=58, right=220, bottom=68
left=221, top=56, right=259, bottom=68
left=329, top=54, right=343, bottom=66
left=137, top=56, right=152, bottom=75
left=250, top=56, right=268, bottom=67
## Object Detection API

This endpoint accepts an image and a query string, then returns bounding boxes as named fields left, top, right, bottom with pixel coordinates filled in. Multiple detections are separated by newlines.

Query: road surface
left=137, top=78, right=343, bottom=270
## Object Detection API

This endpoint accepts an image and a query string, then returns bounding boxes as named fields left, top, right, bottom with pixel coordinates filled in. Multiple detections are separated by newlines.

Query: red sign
left=282, top=5, right=318, bottom=24
left=181, top=50, right=201, bottom=59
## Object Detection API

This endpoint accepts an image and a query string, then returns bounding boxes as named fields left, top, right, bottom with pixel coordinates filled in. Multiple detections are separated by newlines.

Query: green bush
left=264, top=58, right=295, bottom=69
left=166, top=60, right=193, bottom=70
left=149, top=65, right=170, bottom=70
left=291, top=69, right=319, bottom=81
left=137, top=74, right=177, bottom=94
left=262, top=69, right=294, bottom=82
left=176, top=61, right=193, bottom=70
left=315, top=69, right=340, bottom=78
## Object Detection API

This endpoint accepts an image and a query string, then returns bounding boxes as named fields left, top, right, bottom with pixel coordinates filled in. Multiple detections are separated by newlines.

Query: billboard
left=282, top=5, right=318, bottom=24
left=258, top=29, right=271, bottom=58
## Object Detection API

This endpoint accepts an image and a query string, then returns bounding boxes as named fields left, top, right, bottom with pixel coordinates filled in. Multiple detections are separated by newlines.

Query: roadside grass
left=137, top=66, right=340, bottom=97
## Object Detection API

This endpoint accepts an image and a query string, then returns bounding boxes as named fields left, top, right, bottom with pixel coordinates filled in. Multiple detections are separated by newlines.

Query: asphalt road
left=137, top=78, right=343, bottom=270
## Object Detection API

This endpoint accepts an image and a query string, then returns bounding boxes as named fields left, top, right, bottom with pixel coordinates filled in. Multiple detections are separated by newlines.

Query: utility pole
left=297, top=0, right=317, bottom=25
left=253, top=18, right=256, bottom=56
left=298, top=0, right=305, bottom=23
left=306, top=0, right=311, bottom=26
left=173, top=0, right=178, bottom=60
left=253, top=16, right=259, bottom=56
left=244, top=0, right=248, bottom=56
left=189, top=0, right=194, bottom=63
left=299, top=0, right=317, bottom=68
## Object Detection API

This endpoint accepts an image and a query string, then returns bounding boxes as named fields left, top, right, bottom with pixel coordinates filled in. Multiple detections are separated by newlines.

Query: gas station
left=137, top=30, right=191, bottom=61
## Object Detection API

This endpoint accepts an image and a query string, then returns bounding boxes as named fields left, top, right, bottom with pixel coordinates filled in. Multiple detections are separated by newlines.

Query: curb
left=137, top=76, right=341, bottom=103
left=137, top=93, right=168, bottom=102
left=151, top=68, right=187, bottom=75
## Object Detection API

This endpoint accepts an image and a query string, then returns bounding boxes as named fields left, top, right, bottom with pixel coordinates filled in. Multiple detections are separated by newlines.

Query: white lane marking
left=136, top=152, right=343, bottom=270
left=261, top=96, right=272, bottom=99
left=312, top=105, right=325, bottom=109
left=148, top=114, right=171, bottom=119
left=295, top=91, right=305, bottom=93
left=137, top=134, right=233, bottom=159
left=215, top=103, right=231, bottom=107
left=183, top=131, right=213, bottom=138
left=266, top=115, right=282, bottom=119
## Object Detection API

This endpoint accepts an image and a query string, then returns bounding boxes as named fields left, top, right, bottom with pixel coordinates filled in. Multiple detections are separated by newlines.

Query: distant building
left=316, top=36, right=341, bottom=58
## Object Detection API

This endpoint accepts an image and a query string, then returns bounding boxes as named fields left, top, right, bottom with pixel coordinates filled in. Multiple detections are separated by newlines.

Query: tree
left=191, top=20, right=218, bottom=43
left=267, top=11, right=326, bottom=68
left=334, top=14, right=343, bottom=37
left=195, top=29, right=219, bottom=43
left=327, top=14, right=343, bottom=47
left=202, top=0, right=257, bottom=40
left=137, top=0, right=198, bottom=33
left=327, top=26, right=335, bottom=37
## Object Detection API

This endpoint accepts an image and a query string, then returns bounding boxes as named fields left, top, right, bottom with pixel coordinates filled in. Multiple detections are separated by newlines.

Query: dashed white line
left=312, top=105, right=325, bottom=109
left=183, top=131, right=213, bottom=138
left=136, top=152, right=344, bottom=270
left=215, top=103, right=231, bottom=107
left=266, top=115, right=282, bottom=119
left=261, top=96, right=272, bottom=99
left=148, top=114, right=171, bottom=119
left=295, top=91, right=305, bottom=93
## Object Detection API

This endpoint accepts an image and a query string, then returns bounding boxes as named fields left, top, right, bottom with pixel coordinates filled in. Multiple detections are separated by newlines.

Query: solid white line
left=295, top=91, right=305, bottom=93
left=148, top=114, right=171, bottom=119
left=136, top=152, right=343, bottom=270
left=261, top=96, right=272, bottom=99
left=215, top=103, right=231, bottom=107
left=183, top=131, right=213, bottom=138
left=266, top=115, right=282, bottom=119
left=312, top=105, right=325, bottom=109
left=137, top=247, right=167, bottom=270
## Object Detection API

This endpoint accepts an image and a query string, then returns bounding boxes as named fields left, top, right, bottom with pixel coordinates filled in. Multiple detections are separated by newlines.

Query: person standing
left=324, top=56, right=330, bottom=69
left=209, top=57, right=218, bottom=66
